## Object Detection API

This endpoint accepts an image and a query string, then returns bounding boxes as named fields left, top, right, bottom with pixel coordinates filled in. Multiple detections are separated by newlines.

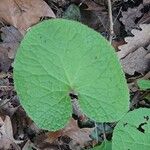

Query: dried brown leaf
left=118, top=24, right=150, bottom=59
left=143, top=0, right=150, bottom=5
left=0, top=46, right=11, bottom=72
left=147, top=44, right=150, bottom=51
left=0, top=26, right=23, bottom=59
left=0, top=26, right=22, bottom=71
left=0, top=115, right=21, bottom=150
left=121, top=47, right=150, bottom=75
left=45, top=130, right=63, bottom=143
left=0, top=0, right=56, bottom=34
left=35, top=118, right=93, bottom=149
left=81, top=10, right=109, bottom=32
left=120, top=4, right=143, bottom=32
left=83, top=0, right=104, bottom=11
left=138, top=11, right=150, bottom=24
left=62, top=118, right=93, bottom=147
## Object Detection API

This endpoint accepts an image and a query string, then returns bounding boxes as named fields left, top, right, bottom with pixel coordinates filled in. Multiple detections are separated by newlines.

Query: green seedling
left=14, top=19, right=150, bottom=150
left=14, top=19, right=129, bottom=131
left=137, top=79, right=150, bottom=90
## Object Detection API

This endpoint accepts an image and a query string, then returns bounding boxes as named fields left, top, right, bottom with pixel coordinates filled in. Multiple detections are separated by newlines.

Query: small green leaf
left=137, top=79, right=150, bottom=90
left=14, top=19, right=129, bottom=131
left=112, top=108, right=150, bottom=150
left=63, top=4, right=81, bottom=21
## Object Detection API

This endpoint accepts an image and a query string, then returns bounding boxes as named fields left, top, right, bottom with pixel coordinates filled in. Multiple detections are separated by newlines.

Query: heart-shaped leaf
left=112, top=108, right=150, bottom=150
left=14, top=19, right=129, bottom=131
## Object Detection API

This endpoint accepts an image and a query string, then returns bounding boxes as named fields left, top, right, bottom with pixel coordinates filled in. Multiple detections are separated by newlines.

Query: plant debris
left=0, top=0, right=56, bottom=34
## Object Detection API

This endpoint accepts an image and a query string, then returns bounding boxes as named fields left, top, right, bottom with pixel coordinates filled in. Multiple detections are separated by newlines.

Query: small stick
left=141, top=71, right=150, bottom=80
left=107, top=0, right=114, bottom=43
left=102, top=123, right=107, bottom=140
left=94, top=122, right=99, bottom=144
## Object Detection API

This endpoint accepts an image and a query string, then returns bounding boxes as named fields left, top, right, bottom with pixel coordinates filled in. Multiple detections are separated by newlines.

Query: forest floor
left=0, top=0, right=150, bottom=150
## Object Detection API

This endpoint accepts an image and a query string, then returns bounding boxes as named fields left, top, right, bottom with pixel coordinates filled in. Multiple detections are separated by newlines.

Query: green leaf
left=112, top=108, right=150, bottom=150
left=91, top=141, right=112, bottom=150
left=62, top=4, right=81, bottom=21
left=14, top=19, right=129, bottom=131
left=137, top=79, right=150, bottom=90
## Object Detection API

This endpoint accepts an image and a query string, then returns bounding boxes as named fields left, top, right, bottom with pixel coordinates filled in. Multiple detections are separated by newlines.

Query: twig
left=141, top=71, right=150, bottom=80
left=79, top=0, right=86, bottom=7
left=102, top=123, right=107, bottom=140
left=94, top=122, right=99, bottom=144
left=107, top=0, right=114, bottom=43
left=114, top=6, right=122, bottom=24
left=0, top=20, right=5, bottom=27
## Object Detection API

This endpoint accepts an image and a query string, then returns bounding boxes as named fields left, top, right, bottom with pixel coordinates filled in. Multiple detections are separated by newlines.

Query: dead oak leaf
left=1, top=26, right=22, bottom=44
left=0, top=26, right=22, bottom=71
left=146, top=44, right=150, bottom=59
left=121, top=47, right=150, bottom=75
left=36, top=119, right=93, bottom=148
left=120, top=4, right=143, bottom=32
left=118, top=24, right=150, bottom=59
left=62, top=118, right=93, bottom=147
left=82, top=0, right=105, bottom=11
left=143, top=0, right=150, bottom=5
left=137, top=11, right=150, bottom=24
left=0, top=0, right=56, bottom=34
left=0, top=26, right=23, bottom=59
left=0, top=115, right=22, bottom=150
left=0, top=46, right=11, bottom=72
